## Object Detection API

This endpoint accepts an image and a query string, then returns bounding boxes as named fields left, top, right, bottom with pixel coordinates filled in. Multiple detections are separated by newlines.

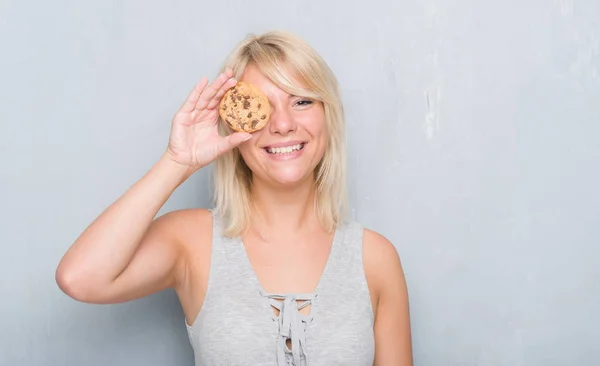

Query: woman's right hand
left=165, top=68, right=251, bottom=172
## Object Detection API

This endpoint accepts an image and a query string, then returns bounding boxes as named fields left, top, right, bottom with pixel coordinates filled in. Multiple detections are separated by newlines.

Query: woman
left=56, top=31, right=413, bottom=366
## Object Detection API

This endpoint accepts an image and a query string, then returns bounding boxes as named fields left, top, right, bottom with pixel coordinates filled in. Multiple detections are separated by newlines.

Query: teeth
left=266, top=143, right=303, bottom=154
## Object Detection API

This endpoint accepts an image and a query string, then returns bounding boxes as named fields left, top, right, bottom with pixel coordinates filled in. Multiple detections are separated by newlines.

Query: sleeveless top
left=185, top=211, right=375, bottom=366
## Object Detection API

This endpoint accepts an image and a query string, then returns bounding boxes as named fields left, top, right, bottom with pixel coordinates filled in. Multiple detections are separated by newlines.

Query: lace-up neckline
left=261, top=291, right=316, bottom=365
left=237, top=228, right=341, bottom=366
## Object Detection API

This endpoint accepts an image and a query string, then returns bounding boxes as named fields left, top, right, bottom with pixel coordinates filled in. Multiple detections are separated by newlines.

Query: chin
left=264, top=168, right=314, bottom=187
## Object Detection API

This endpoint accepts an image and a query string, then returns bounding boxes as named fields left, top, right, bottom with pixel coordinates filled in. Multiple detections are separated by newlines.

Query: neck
left=249, top=175, right=320, bottom=236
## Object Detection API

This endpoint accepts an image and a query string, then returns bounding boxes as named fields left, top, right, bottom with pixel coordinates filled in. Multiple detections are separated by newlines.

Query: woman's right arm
left=56, top=154, right=191, bottom=304
left=55, top=69, right=251, bottom=304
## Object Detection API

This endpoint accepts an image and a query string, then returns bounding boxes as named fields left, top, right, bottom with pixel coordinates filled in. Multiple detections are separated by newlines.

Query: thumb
left=217, top=132, right=252, bottom=154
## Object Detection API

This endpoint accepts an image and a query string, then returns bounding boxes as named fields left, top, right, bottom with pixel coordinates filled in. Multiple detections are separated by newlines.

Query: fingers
left=195, top=69, right=236, bottom=112
left=206, top=77, right=237, bottom=110
left=179, top=77, right=209, bottom=114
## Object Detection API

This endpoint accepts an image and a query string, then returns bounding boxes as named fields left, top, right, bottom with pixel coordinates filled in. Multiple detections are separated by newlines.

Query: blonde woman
left=56, top=31, right=413, bottom=366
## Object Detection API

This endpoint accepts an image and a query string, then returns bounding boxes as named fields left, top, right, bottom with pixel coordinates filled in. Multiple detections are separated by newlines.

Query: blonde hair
left=212, top=30, right=348, bottom=237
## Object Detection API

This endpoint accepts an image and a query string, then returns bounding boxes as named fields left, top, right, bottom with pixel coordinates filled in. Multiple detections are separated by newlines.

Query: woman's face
left=237, top=64, right=328, bottom=188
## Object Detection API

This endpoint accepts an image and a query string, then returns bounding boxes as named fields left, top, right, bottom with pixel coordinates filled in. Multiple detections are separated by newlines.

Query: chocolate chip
left=257, top=103, right=262, bottom=108
left=251, top=120, right=259, bottom=128
left=243, top=100, right=250, bottom=109
left=247, top=112, right=252, bottom=118
left=260, top=115, right=266, bottom=120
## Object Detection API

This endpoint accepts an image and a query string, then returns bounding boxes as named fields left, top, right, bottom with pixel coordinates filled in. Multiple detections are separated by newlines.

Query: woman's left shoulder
left=359, top=226, right=407, bottom=300
left=361, top=227, right=403, bottom=270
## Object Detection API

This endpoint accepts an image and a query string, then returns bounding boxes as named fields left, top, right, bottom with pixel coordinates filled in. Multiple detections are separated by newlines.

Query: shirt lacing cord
left=263, top=293, right=316, bottom=366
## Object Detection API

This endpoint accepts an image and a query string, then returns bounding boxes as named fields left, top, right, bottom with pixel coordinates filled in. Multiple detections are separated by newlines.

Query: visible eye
left=294, top=99, right=313, bottom=107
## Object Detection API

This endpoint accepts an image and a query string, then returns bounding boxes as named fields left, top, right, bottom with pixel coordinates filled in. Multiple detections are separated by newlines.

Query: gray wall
left=1, top=0, right=599, bottom=365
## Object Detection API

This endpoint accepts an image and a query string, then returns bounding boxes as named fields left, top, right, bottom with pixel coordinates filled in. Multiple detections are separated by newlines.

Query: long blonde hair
left=212, top=31, right=348, bottom=237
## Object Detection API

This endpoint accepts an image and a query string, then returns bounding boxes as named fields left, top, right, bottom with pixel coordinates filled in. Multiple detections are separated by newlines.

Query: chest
left=242, top=235, right=334, bottom=295
left=189, top=289, right=375, bottom=366
left=185, top=221, right=375, bottom=365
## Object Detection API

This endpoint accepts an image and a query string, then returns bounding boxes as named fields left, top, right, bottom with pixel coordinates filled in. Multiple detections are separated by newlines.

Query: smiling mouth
left=264, top=143, right=306, bottom=155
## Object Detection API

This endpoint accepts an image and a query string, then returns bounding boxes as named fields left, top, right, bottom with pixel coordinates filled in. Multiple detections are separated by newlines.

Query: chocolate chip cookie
left=219, top=82, right=270, bottom=132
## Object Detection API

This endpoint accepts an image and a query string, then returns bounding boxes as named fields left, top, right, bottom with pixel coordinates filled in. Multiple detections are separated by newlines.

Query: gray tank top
left=185, top=211, right=375, bottom=365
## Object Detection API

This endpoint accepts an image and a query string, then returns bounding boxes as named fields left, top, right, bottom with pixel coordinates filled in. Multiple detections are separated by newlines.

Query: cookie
left=219, top=81, right=271, bottom=132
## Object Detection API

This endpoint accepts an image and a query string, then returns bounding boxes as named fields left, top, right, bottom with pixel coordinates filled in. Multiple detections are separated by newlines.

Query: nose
left=268, top=105, right=296, bottom=135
